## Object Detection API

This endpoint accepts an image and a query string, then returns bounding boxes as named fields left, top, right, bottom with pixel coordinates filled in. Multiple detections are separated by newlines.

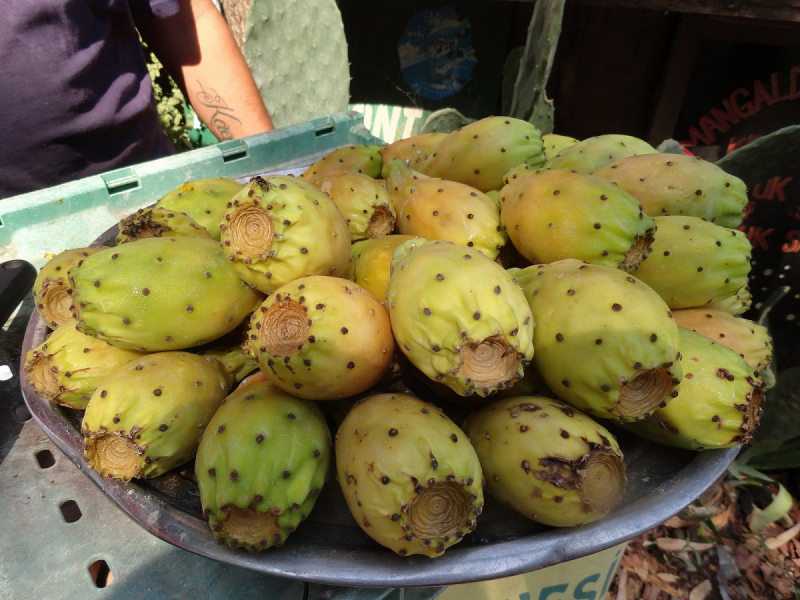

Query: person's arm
left=136, top=0, right=274, bottom=140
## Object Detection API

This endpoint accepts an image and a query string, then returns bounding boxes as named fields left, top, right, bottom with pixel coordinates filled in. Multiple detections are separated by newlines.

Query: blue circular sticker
left=398, top=6, right=476, bottom=101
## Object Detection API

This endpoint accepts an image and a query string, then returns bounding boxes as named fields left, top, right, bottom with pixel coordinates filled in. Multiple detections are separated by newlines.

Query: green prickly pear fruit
left=69, top=238, right=262, bottom=351
left=544, top=134, right=658, bottom=174
left=299, top=145, right=383, bottom=180
left=633, top=216, right=752, bottom=310
left=418, top=116, right=546, bottom=192
left=115, top=207, right=211, bottom=244
left=336, top=393, right=484, bottom=557
left=672, top=308, right=772, bottom=372
left=463, top=396, right=626, bottom=527
left=195, top=372, right=332, bottom=551
left=624, top=328, right=765, bottom=449
left=197, top=341, right=259, bottom=389
left=155, top=177, right=245, bottom=242
left=510, top=259, right=682, bottom=422
left=542, top=133, right=579, bottom=160
left=383, top=160, right=509, bottom=260
left=499, top=168, right=655, bottom=271
left=24, top=320, right=146, bottom=409
left=484, top=189, right=501, bottom=208
left=307, top=170, right=396, bottom=241
left=219, top=176, right=352, bottom=293
left=247, top=276, right=395, bottom=400
left=387, top=239, right=535, bottom=398
left=705, top=285, right=752, bottom=315
left=593, top=153, right=748, bottom=229
left=81, top=351, right=229, bottom=480
left=33, top=247, right=109, bottom=328
left=351, top=235, right=417, bottom=302
left=378, top=133, right=447, bottom=168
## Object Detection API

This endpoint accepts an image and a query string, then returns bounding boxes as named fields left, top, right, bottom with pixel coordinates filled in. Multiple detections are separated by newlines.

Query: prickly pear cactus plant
left=499, top=168, right=655, bottom=270
left=195, top=372, right=332, bottom=551
left=351, top=235, right=417, bottom=302
left=235, top=0, right=350, bottom=129
left=69, top=238, right=262, bottom=351
left=378, top=133, right=447, bottom=168
left=463, top=396, right=626, bottom=527
left=115, top=207, right=211, bottom=244
left=219, top=176, right=352, bottom=293
left=33, top=247, right=108, bottom=328
left=24, top=320, right=146, bottom=409
left=633, top=216, right=752, bottom=310
left=593, top=153, right=748, bottom=228
left=625, top=328, right=765, bottom=449
left=247, top=276, right=395, bottom=400
left=299, top=145, right=383, bottom=181
left=672, top=308, right=772, bottom=372
left=307, top=170, right=396, bottom=241
left=383, top=160, right=509, bottom=260
left=81, top=351, right=229, bottom=480
left=542, top=133, right=579, bottom=160
left=544, top=134, right=657, bottom=174
left=155, top=177, right=245, bottom=242
left=386, top=239, right=535, bottom=398
left=336, top=393, right=484, bottom=557
left=510, top=259, right=682, bottom=422
left=418, top=116, right=546, bottom=192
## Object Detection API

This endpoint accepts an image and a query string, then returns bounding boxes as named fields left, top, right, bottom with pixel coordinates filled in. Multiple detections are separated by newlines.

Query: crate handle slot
left=101, top=169, right=140, bottom=195
left=219, top=140, right=249, bottom=163
left=315, top=124, right=336, bottom=137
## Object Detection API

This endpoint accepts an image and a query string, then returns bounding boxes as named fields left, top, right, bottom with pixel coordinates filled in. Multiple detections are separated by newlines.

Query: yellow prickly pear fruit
left=336, top=393, right=484, bottom=557
left=624, top=328, right=765, bottom=450
left=672, top=308, right=772, bottom=372
left=463, top=396, right=626, bottom=527
left=378, top=133, right=447, bottom=168
left=542, top=133, right=579, bottom=160
left=155, top=177, right=245, bottom=241
left=351, top=234, right=417, bottom=302
left=299, top=145, right=383, bottom=180
left=115, top=207, right=211, bottom=244
left=544, top=134, right=657, bottom=173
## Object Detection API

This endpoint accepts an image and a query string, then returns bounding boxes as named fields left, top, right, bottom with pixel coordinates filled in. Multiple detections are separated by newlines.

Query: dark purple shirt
left=0, top=0, right=179, bottom=199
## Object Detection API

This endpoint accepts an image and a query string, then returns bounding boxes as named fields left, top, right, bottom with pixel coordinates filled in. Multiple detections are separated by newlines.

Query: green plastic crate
left=0, top=112, right=382, bottom=269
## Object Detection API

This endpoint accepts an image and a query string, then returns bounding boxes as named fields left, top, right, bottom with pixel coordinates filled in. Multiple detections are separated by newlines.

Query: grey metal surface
left=20, top=298, right=741, bottom=588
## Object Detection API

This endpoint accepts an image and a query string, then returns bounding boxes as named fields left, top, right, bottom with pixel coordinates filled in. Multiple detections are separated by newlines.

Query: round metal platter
left=19, top=225, right=740, bottom=588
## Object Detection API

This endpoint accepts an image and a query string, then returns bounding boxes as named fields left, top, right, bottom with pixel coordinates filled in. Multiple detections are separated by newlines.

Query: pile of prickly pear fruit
left=24, top=115, right=772, bottom=560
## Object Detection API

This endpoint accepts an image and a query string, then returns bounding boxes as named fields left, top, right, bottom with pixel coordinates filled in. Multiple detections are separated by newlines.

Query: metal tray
left=20, top=226, right=740, bottom=588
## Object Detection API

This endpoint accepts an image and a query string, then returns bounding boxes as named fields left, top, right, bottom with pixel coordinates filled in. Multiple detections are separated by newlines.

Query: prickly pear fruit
left=418, top=116, right=546, bottom=192
left=24, top=320, right=146, bottom=409
left=336, top=393, right=484, bottom=557
left=81, top=351, right=229, bottom=480
left=510, top=259, right=682, bottom=422
left=247, top=276, right=395, bottom=400
left=494, top=367, right=555, bottom=400
left=351, top=235, right=417, bottom=302
left=115, top=207, right=210, bottom=244
left=195, top=372, right=332, bottom=551
left=705, top=285, right=752, bottom=315
left=197, top=341, right=259, bottom=389
left=387, top=239, right=534, bottom=398
left=383, top=159, right=509, bottom=260
left=155, top=177, right=245, bottom=242
left=463, top=396, right=626, bottom=527
left=624, top=328, right=765, bottom=449
left=69, top=238, right=262, bottom=351
left=219, top=176, right=352, bottom=293
left=499, top=168, right=655, bottom=270
left=33, top=247, right=108, bottom=328
left=593, top=153, right=748, bottom=228
left=544, top=134, right=657, bottom=174
left=299, top=145, right=383, bottom=180
left=632, top=216, right=752, bottom=309
left=542, top=133, right=579, bottom=160
left=307, top=170, right=396, bottom=241
left=378, top=133, right=447, bottom=167
left=672, top=308, right=772, bottom=371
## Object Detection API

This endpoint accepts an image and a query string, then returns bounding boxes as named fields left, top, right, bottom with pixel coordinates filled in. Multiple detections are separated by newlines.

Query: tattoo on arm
left=195, top=81, right=241, bottom=140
